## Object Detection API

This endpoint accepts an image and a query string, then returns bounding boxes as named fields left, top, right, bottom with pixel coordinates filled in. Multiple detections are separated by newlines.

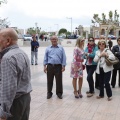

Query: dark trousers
left=111, top=69, right=120, bottom=87
left=47, top=64, right=63, bottom=95
left=7, top=93, right=31, bottom=120
left=86, top=65, right=97, bottom=93
left=95, top=73, right=99, bottom=88
left=98, top=68, right=112, bottom=97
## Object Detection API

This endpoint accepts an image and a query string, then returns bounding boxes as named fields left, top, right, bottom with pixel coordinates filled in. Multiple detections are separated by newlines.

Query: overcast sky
left=0, top=0, right=120, bottom=32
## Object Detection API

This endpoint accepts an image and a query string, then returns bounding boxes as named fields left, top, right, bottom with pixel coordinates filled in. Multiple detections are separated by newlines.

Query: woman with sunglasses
left=94, top=40, right=115, bottom=101
left=84, top=37, right=98, bottom=97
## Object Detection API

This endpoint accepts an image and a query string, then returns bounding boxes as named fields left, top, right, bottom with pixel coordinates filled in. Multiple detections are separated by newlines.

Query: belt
left=48, top=63, right=61, bottom=66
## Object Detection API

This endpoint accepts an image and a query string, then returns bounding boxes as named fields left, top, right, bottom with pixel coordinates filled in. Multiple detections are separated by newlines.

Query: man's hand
left=61, top=66, right=65, bottom=72
left=44, top=66, right=47, bottom=73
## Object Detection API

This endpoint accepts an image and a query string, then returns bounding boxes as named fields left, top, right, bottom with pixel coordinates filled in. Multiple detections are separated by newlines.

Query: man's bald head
left=0, top=28, right=18, bottom=51
left=0, top=28, right=18, bottom=41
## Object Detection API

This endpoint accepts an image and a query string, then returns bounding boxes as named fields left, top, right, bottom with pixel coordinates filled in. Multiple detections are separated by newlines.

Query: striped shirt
left=0, top=45, right=32, bottom=118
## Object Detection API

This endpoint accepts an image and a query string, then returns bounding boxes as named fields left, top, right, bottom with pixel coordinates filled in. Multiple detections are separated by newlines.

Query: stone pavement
left=21, top=47, right=120, bottom=120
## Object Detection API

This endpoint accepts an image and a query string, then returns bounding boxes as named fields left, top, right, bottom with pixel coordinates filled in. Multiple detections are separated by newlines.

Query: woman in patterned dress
left=70, top=37, right=85, bottom=98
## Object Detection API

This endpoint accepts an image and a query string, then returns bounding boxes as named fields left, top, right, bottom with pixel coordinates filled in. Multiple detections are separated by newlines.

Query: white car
left=23, top=34, right=32, bottom=41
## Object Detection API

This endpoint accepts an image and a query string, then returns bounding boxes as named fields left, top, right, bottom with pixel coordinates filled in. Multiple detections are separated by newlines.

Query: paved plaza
left=21, top=46, right=120, bottom=120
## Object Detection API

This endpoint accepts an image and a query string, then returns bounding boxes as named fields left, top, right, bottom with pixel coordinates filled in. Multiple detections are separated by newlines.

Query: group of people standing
left=43, top=35, right=120, bottom=102
left=70, top=36, right=120, bottom=101
left=0, top=27, right=120, bottom=119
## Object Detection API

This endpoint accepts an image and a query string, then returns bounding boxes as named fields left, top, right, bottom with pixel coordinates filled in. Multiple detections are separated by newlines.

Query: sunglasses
left=88, top=40, right=94, bottom=42
left=99, top=43, right=105, bottom=45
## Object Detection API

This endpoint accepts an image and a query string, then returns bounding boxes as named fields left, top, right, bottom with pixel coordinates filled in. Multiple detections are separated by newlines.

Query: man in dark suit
left=107, top=38, right=113, bottom=50
left=111, top=37, right=120, bottom=88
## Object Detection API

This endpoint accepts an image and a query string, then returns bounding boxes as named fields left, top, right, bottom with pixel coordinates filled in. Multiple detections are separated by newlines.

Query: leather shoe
left=96, top=96, right=104, bottom=99
left=112, top=86, right=115, bottom=88
left=95, top=87, right=100, bottom=90
left=47, top=93, right=53, bottom=99
left=57, top=93, right=62, bottom=99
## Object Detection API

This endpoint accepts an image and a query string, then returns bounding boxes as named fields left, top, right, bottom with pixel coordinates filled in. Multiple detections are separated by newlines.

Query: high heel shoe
left=74, top=91, right=79, bottom=98
left=78, top=91, right=83, bottom=98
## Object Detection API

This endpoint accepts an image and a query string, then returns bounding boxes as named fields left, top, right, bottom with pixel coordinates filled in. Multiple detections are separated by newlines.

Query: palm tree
left=0, top=0, right=7, bottom=5
left=109, top=11, right=113, bottom=20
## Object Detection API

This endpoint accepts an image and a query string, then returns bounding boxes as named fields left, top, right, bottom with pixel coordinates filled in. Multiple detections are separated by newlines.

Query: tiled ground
left=21, top=47, right=120, bottom=120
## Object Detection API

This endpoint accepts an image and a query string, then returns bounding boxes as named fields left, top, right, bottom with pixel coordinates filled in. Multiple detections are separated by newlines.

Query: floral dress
left=70, top=47, right=84, bottom=78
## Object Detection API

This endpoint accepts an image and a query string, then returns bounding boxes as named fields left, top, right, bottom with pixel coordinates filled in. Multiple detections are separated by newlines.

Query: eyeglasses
left=88, top=40, right=94, bottom=42
left=99, top=43, right=105, bottom=45
left=51, top=39, right=57, bottom=40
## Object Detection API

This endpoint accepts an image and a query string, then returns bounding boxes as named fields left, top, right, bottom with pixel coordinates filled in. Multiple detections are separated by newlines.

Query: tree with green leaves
left=0, top=0, right=7, bottom=5
left=58, top=28, right=67, bottom=35
left=27, top=27, right=41, bottom=35
left=0, top=0, right=9, bottom=29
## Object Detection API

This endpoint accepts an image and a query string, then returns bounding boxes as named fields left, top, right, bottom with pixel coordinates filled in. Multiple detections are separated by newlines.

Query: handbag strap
left=105, top=48, right=109, bottom=52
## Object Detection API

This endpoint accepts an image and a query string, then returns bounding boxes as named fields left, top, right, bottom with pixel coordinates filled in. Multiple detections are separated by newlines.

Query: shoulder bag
left=105, top=49, right=119, bottom=66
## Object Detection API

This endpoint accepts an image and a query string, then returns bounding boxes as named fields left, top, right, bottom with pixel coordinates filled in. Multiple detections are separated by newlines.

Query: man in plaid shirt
left=0, top=28, right=32, bottom=120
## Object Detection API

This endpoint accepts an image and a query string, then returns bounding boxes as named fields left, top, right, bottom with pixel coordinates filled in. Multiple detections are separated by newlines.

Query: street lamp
left=67, top=17, right=72, bottom=35
left=35, top=22, right=38, bottom=34
left=54, top=24, right=59, bottom=35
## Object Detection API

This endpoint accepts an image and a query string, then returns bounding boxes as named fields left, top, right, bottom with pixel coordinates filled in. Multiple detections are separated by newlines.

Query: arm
left=84, top=47, right=88, bottom=59
left=73, top=48, right=78, bottom=61
left=107, top=50, right=116, bottom=60
left=37, top=42, right=40, bottom=48
left=0, top=57, right=18, bottom=119
left=43, top=48, right=48, bottom=73
left=113, top=46, right=120, bottom=57
left=88, top=46, right=98, bottom=58
left=112, top=46, right=116, bottom=54
left=93, top=51, right=100, bottom=62
left=62, top=48, right=66, bottom=72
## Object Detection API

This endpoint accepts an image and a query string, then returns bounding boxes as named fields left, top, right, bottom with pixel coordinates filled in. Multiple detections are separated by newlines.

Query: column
left=85, top=31, right=88, bottom=39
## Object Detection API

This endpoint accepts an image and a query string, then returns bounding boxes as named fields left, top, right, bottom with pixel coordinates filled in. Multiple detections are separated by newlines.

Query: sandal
left=78, top=91, right=83, bottom=98
left=74, top=91, right=79, bottom=99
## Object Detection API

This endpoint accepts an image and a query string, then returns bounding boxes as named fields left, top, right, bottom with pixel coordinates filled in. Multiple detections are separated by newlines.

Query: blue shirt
left=43, top=45, right=66, bottom=66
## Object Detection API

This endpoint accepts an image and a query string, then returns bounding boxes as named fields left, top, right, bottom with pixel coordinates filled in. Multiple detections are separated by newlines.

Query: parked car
left=18, top=34, right=24, bottom=39
left=108, top=34, right=116, bottom=39
left=23, top=34, right=32, bottom=41
left=67, top=34, right=80, bottom=39
left=99, top=34, right=116, bottom=40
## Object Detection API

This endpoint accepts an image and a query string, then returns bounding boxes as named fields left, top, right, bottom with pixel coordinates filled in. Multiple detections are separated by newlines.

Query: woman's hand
left=100, top=52, right=107, bottom=57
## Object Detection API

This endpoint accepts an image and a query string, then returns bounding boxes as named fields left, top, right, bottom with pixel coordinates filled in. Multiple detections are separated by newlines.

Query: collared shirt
left=0, top=45, right=32, bottom=118
left=43, top=44, right=66, bottom=66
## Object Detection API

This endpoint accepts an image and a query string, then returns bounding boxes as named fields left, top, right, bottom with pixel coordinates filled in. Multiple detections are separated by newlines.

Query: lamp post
left=35, top=22, right=38, bottom=34
left=67, top=17, right=72, bottom=35
left=54, top=24, right=59, bottom=35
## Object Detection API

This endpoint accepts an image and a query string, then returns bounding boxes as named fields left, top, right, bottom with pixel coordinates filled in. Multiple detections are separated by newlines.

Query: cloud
left=0, top=0, right=120, bottom=31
